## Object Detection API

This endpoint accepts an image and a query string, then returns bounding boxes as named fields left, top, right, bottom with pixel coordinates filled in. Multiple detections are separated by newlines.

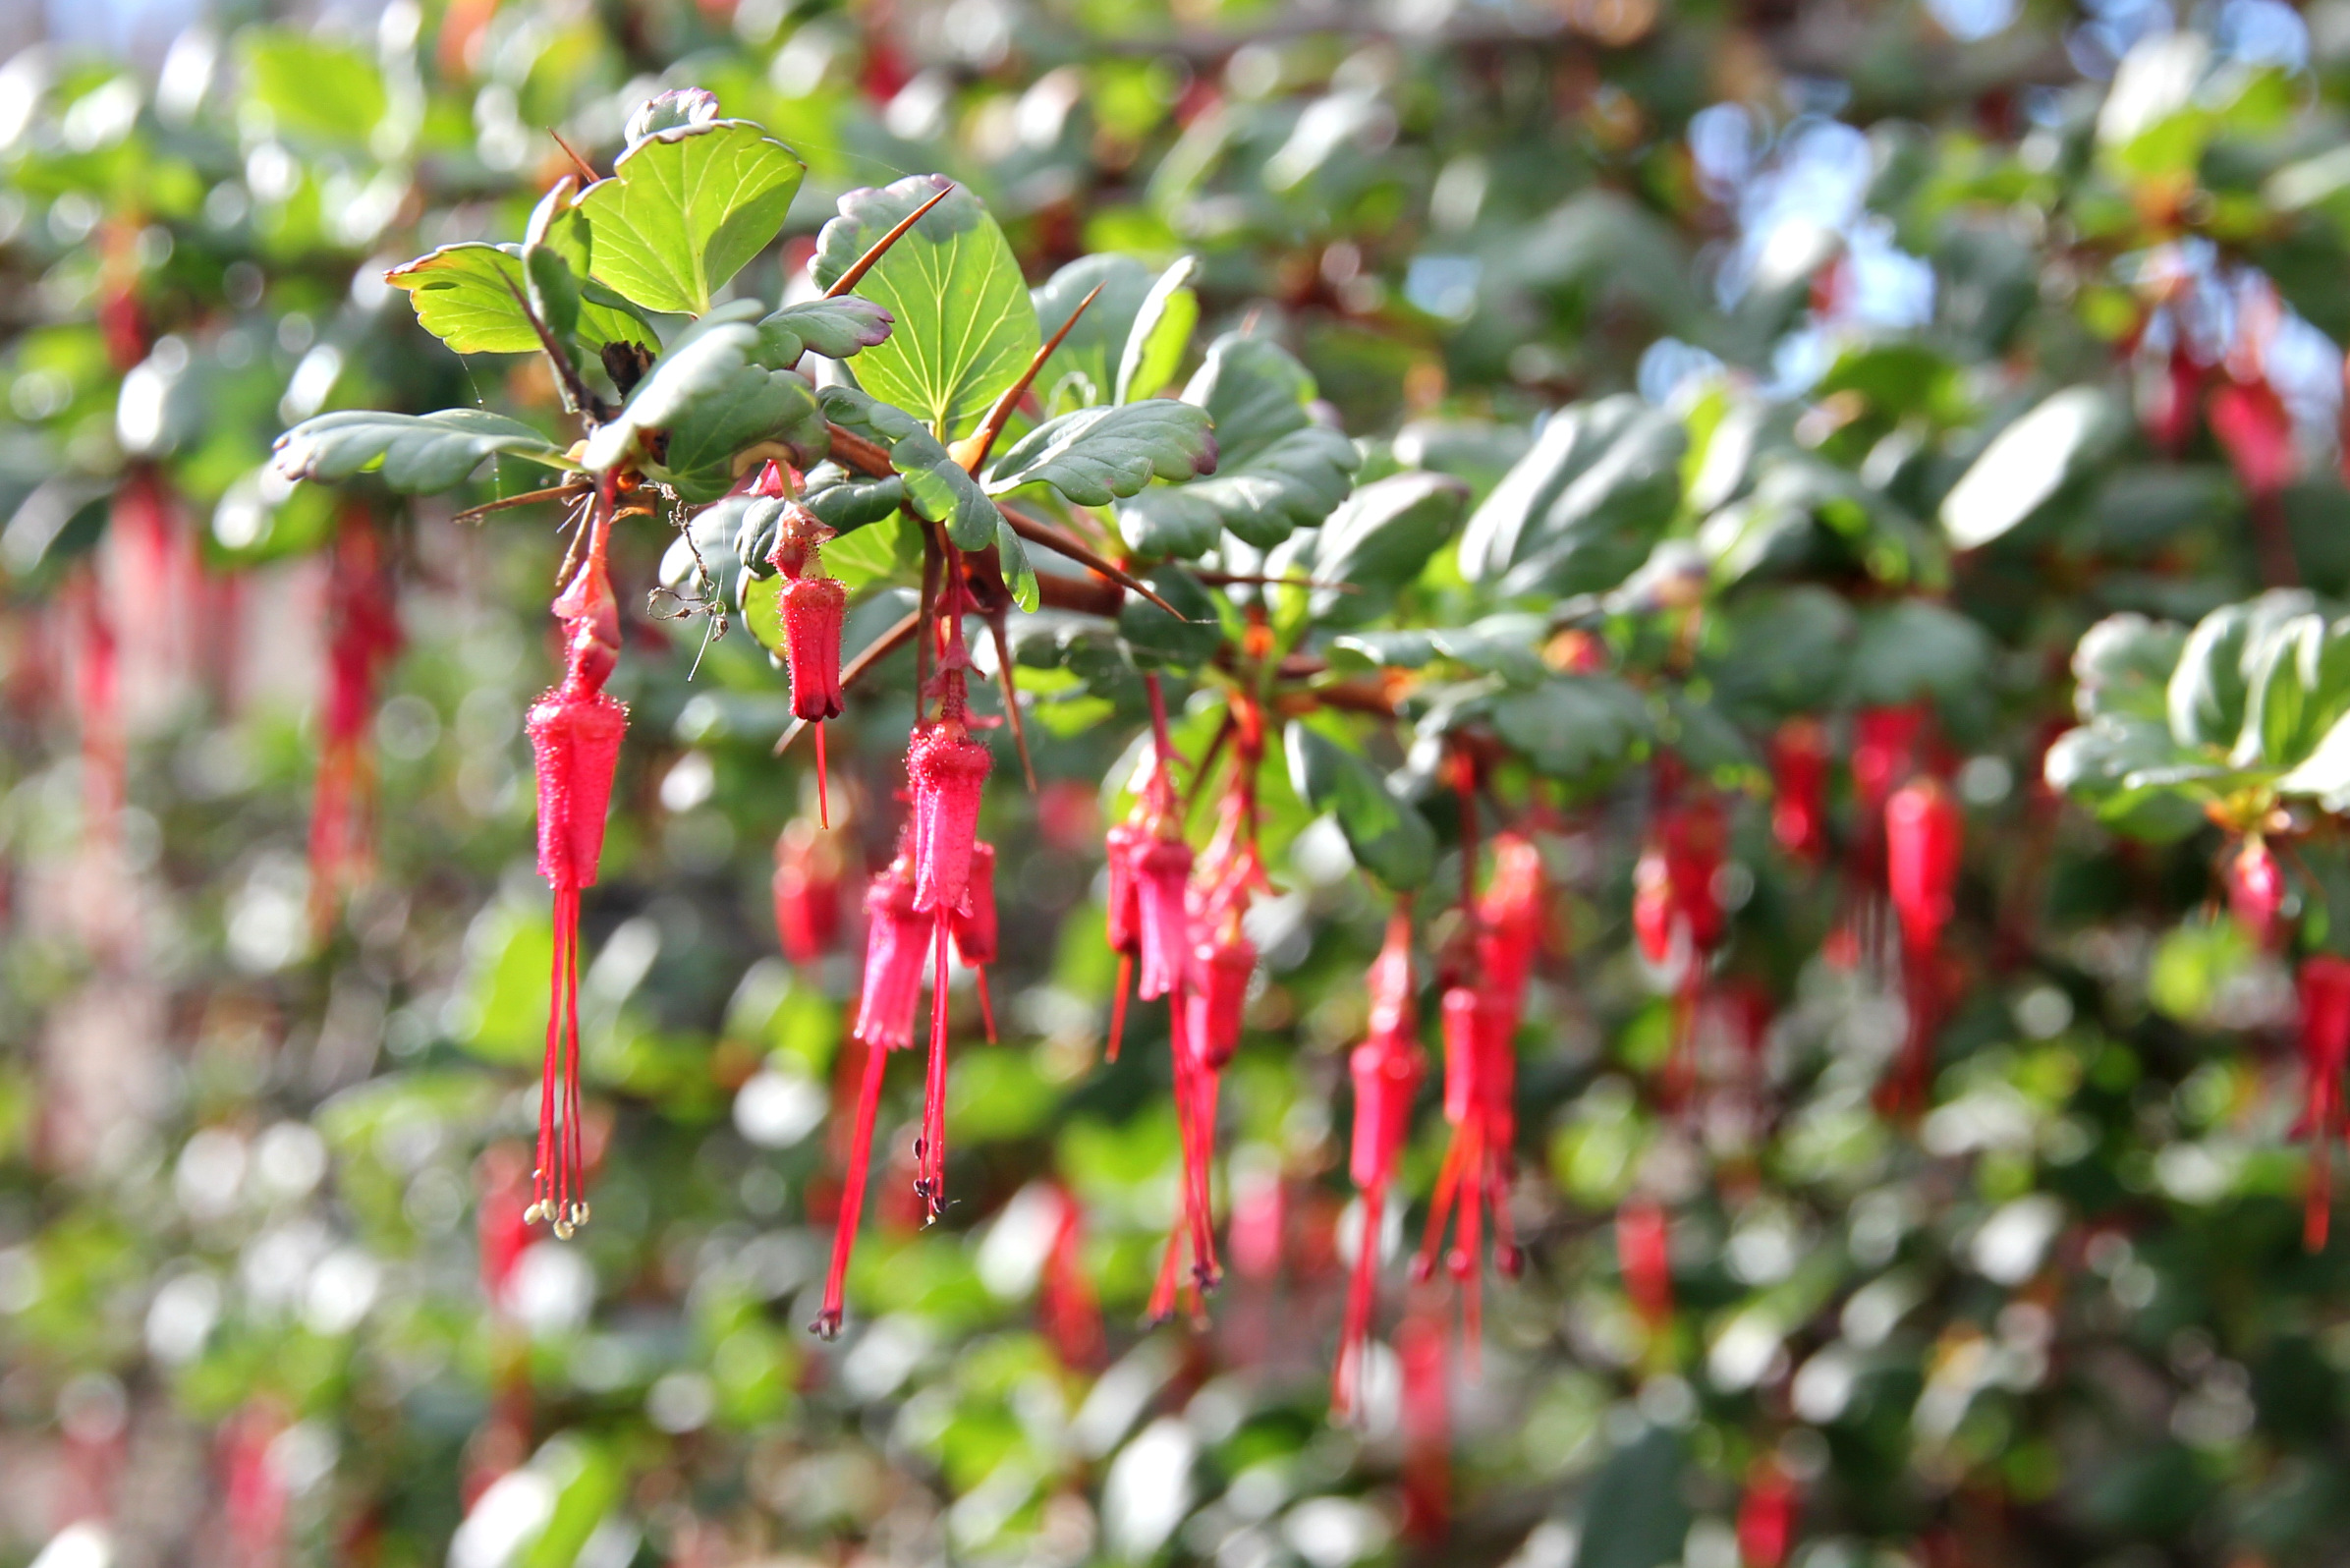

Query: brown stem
left=1035, top=570, right=1125, bottom=617
left=985, top=612, right=1038, bottom=793
left=999, top=504, right=1178, bottom=617
left=453, top=481, right=592, bottom=524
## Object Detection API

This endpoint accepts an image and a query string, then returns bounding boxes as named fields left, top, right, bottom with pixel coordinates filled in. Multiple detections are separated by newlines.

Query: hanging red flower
left=1334, top=907, right=1426, bottom=1421
left=522, top=487, right=629, bottom=1238
left=2296, top=954, right=2350, bottom=1251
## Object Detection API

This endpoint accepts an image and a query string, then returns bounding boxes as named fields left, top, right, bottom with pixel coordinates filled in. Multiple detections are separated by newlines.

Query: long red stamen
left=815, top=1013, right=894, bottom=1337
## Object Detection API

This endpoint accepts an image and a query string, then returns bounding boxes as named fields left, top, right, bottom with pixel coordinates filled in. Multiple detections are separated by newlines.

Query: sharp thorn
left=961, top=282, right=1103, bottom=476
left=825, top=184, right=955, bottom=300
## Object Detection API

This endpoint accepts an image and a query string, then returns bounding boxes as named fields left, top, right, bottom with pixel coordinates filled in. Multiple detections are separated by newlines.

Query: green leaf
left=576, top=120, right=806, bottom=315
left=1178, top=334, right=1315, bottom=469
left=1120, top=425, right=1359, bottom=556
left=1116, top=567, right=1222, bottom=666
left=1707, top=586, right=1858, bottom=716
left=995, top=518, right=1039, bottom=612
left=811, top=176, right=1038, bottom=437
left=1497, top=407, right=1687, bottom=597
left=1283, top=723, right=1436, bottom=888
left=1939, top=387, right=2126, bottom=550
left=2072, top=613, right=2188, bottom=723
left=1031, top=254, right=1157, bottom=412
left=1575, top=1427, right=1689, bottom=1568
left=798, top=465, right=909, bottom=537
left=2235, top=611, right=2350, bottom=768
left=385, top=244, right=654, bottom=359
left=817, top=386, right=1002, bottom=549
left=1115, top=256, right=1199, bottom=404
left=271, top=410, right=574, bottom=493
left=583, top=314, right=828, bottom=503
left=1308, top=471, right=1468, bottom=620
left=984, top=402, right=1217, bottom=504
left=240, top=31, right=387, bottom=145
left=1460, top=397, right=1644, bottom=582
left=520, top=1437, right=625, bottom=1568
left=2279, top=710, right=2350, bottom=809
left=1842, top=598, right=1992, bottom=709
left=2166, top=591, right=2314, bottom=751
left=1490, top=676, right=1652, bottom=776
left=757, top=297, right=895, bottom=364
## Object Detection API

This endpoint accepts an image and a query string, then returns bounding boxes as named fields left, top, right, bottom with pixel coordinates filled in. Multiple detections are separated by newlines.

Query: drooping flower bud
left=1617, top=1196, right=1674, bottom=1332
left=772, top=818, right=844, bottom=967
left=1335, top=909, right=1427, bottom=1422
left=1883, top=777, right=1963, bottom=1119
left=852, top=854, right=928, bottom=1051
left=2226, top=834, right=2286, bottom=948
left=2297, top=954, right=2350, bottom=1251
left=1737, top=1459, right=1802, bottom=1568
left=1190, top=924, right=1255, bottom=1070
left=1038, top=1185, right=1104, bottom=1369
left=1134, top=834, right=1196, bottom=1001
left=1885, top=778, right=1963, bottom=952
left=1769, top=717, right=1830, bottom=863
left=955, top=840, right=1000, bottom=1042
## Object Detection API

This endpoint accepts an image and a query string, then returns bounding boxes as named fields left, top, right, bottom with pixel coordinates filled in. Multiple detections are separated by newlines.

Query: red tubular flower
left=1737, top=1458, right=1802, bottom=1568
left=819, top=852, right=927, bottom=1336
left=781, top=576, right=847, bottom=706
left=308, top=513, right=401, bottom=934
left=523, top=496, right=628, bottom=1239
left=755, top=462, right=848, bottom=825
left=853, top=853, right=928, bottom=1050
left=1189, top=921, right=1255, bottom=1071
left=1851, top=705, right=1929, bottom=821
left=2210, top=374, right=2298, bottom=499
left=73, top=566, right=121, bottom=847
left=953, top=840, right=1001, bottom=1041
left=1335, top=908, right=1426, bottom=1421
left=909, top=721, right=992, bottom=918
left=771, top=818, right=844, bottom=967
left=1883, top=777, right=1963, bottom=1117
left=1398, top=1301, right=1452, bottom=1543
left=1637, top=793, right=1726, bottom=1104
left=1770, top=717, right=1830, bottom=863
left=2297, top=955, right=2350, bottom=1251
left=1038, top=1185, right=1104, bottom=1369
left=907, top=713, right=991, bottom=1217
left=1617, top=1196, right=1674, bottom=1333
left=1102, top=817, right=1146, bottom=1060
left=476, top=1146, right=532, bottom=1314
left=2226, top=835, right=2286, bottom=948
left=1134, top=833, right=1195, bottom=1000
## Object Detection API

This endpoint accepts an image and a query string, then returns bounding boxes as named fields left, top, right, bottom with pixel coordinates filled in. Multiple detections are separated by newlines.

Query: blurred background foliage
left=14, top=0, right=2350, bottom=1565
